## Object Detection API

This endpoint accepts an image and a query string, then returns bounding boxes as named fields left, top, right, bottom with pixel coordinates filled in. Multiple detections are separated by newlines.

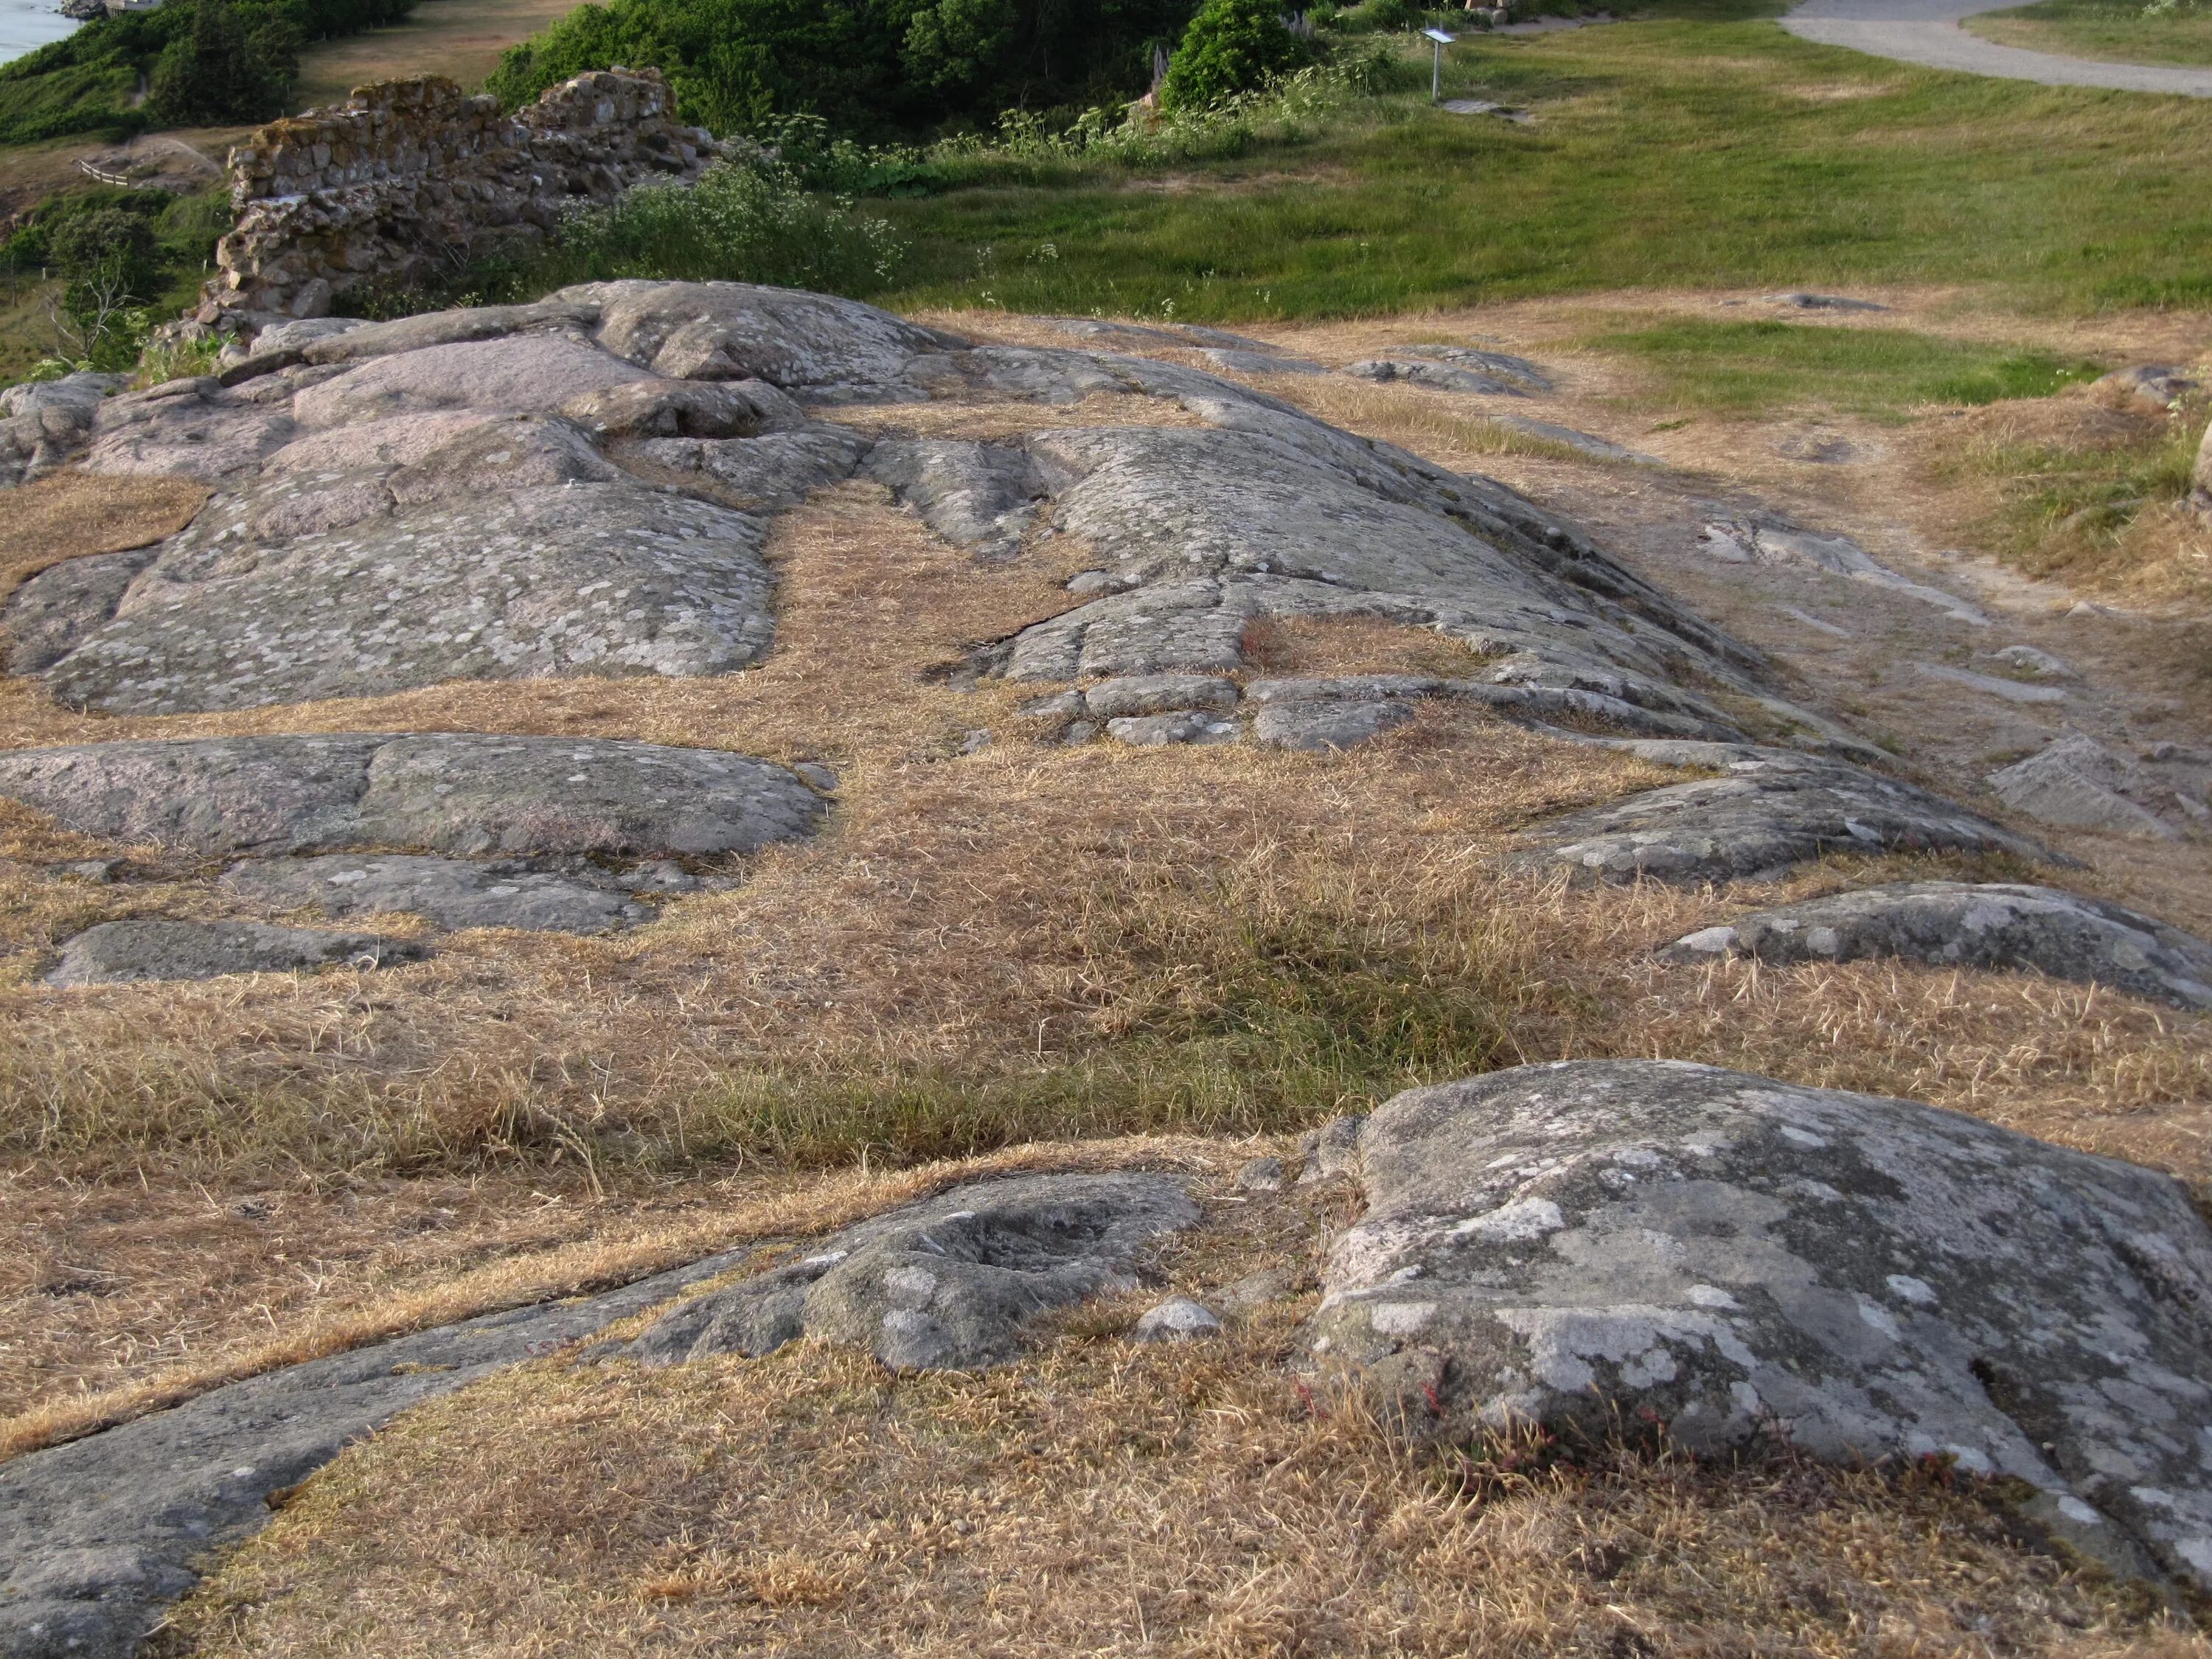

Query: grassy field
left=874, top=4, right=2212, bottom=319
left=1967, top=0, right=2212, bottom=67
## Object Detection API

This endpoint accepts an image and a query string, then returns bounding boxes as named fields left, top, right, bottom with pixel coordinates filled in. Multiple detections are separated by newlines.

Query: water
left=0, top=0, right=80, bottom=66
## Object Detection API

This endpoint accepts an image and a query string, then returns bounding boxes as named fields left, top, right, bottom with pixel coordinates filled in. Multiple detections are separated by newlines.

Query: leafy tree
left=145, top=0, right=294, bottom=125
left=902, top=0, right=1020, bottom=91
left=490, top=0, right=1200, bottom=139
left=47, top=205, right=161, bottom=293
left=1158, top=0, right=1310, bottom=109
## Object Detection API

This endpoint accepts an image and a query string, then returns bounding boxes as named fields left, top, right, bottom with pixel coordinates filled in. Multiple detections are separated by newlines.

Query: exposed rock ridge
left=1666, top=880, right=2212, bottom=1009
left=13, top=279, right=1832, bottom=754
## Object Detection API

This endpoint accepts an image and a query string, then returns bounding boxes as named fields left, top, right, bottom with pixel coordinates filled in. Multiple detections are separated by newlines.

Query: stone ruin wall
left=195, top=69, right=721, bottom=326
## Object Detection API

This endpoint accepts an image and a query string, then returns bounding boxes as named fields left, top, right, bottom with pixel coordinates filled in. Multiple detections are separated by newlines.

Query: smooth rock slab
left=621, top=1172, right=1200, bottom=1371
left=1516, top=744, right=2049, bottom=883
left=221, top=855, right=653, bottom=933
left=1664, top=881, right=2212, bottom=1009
left=1990, top=735, right=2193, bottom=841
left=1311, top=1060, right=2212, bottom=1590
left=0, top=1243, right=759, bottom=1659
left=33, top=480, right=776, bottom=714
left=1, top=549, right=159, bottom=674
left=46, top=919, right=425, bottom=985
left=0, top=734, right=821, bottom=858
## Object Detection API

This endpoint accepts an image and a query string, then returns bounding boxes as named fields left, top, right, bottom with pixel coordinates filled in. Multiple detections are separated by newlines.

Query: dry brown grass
left=0, top=469, right=207, bottom=611
left=154, top=1183, right=2205, bottom=1659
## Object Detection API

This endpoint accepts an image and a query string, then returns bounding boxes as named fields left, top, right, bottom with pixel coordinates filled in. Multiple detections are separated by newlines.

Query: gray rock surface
left=2096, top=364, right=2199, bottom=410
left=15, top=282, right=1823, bottom=757
left=221, top=854, right=653, bottom=933
left=1487, top=414, right=1659, bottom=465
left=1135, top=1297, right=1222, bottom=1341
left=1298, top=1114, right=1367, bottom=1183
left=635, top=425, right=871, bottom=507
left=1516, top=743, right=2049, bottom=883
left=588, top=280, right=955, bottom=398
left=1234, top=1155, right=1287, bottom=1192
left=1, top=549, right=159, bottom=674
left=1761, top=292, right=1888, bottom=311
left=1253, top=694, right=1414, bottom=751
left=0, top=1242, right=759, bottom=1659
left=1914, top=662, right=2067, bottom=704
left=620, top=1172, right=1200, bottom=1370
left=1697, top=520, right=1987, bottom=625
left=1083, top=672, right=1239, bottom=718
left=1991, top=735, right=2204, bottom=841
left=1664, top=881, right=2212, bottom=1008
left=1200, top=347, right=1327, bottom=375
left=0, top=734, right=821, bottom=858
left=1105, top=710, right=1240, bottom=747
left=1344, top=347, right=1552, bottom=395
left=46, top=919, right=425, bottom=985
left=1310, top=1060, right=2212, bottom=1589
left=33, top=476, right=776, bottom=714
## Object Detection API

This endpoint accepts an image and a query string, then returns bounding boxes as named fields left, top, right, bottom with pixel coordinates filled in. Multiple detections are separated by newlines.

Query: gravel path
left=1784, top=0, right=2212, bottom=95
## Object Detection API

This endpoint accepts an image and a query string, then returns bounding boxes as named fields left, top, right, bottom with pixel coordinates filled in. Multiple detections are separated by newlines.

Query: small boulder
left=47, top=919, right=424, bottom=986
left=1989, top=735, right=2184, bottom=841
left=1662, top=881, right=2212, bottom=1009
left=1134, top=1297, right=1222, bottom=1342
left=1761, top=293, right=1888, bottom=312
left=1312, top=1060, right=2212, bottom=1590
left=1979, top=644, right=2073, bottom=681
left=1234, top=1155, right=1287, bottom=1192
left=622, top=1172, right=1200, bottom=1371
left=1298, top=1114, right=1366, bottom=1183
left=2096, top=364, right=2199, bottom=411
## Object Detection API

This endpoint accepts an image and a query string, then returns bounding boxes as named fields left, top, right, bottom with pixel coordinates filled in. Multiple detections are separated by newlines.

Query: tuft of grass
left=1583, top=317, right=2103, bottom=420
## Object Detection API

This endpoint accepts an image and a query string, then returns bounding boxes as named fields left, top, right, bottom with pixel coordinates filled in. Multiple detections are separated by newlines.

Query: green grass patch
left=1967, top=0, right=2212, bottom=69
left=1584, top=317, right=2102, bottom=419
left=863, top=11, right=2212, bottom=319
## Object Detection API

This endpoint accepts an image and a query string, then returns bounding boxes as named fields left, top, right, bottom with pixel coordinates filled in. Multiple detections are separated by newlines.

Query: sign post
left=1421, top=26, right=1454, bottom=102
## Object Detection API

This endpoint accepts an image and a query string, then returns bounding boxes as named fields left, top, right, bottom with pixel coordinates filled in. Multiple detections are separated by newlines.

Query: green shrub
left=145, top=0, right=296, bottom=125
left=549, top=154, right=908, bottom=290
left=1159, top=0, right=1315, bottom=110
